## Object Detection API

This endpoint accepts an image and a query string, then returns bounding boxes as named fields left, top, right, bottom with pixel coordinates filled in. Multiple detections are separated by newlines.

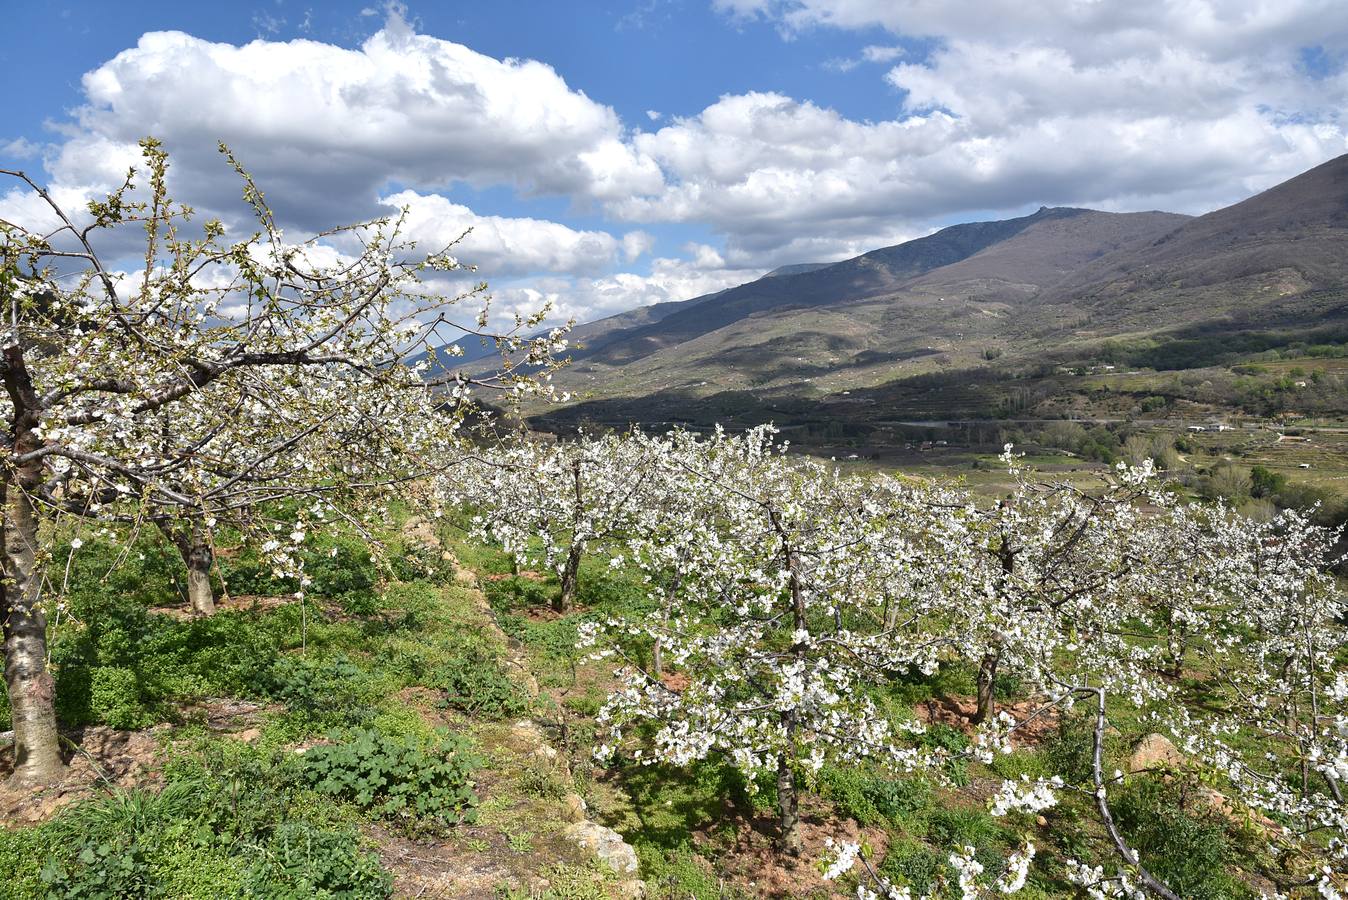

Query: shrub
left=819, top=767, right=932, bottom=827
left=268, top=654, right=379, bottom=728
left=243, top=822, right=391, bottom=900
left=635, top=845, right=725, bottom=900
left=40, top=835, right=152, bottom=899
left=428, top=641, right=527, bottom=719
left=301, top=729, right=482, bottom=828
left=304, top=535, right=380, bottom=608
left=1111, top=778, right=1255, bottom=900
left=877, top=839, right=948, bottom=895
left=88, top=666, right=156, bottom=730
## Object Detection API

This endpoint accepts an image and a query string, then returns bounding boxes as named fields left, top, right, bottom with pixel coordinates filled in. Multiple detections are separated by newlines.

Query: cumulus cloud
left=621, top=230, right=656, bottom=261
left=611, top=0, right=1348, bottom=264
left=490, top=254, right=765, bottom=326
left=385, top=189, right=623, bottom=276
left=11, top=0, right=1348, bottom=329
left=43, top=6, right=661, bottom=230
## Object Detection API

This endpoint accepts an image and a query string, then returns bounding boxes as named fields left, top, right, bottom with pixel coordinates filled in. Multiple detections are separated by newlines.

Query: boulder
left=1128, top=733, right=1184, bottom=773
left=561, top=792, right=588, bottom=823
left=563, top=821, right=639, bottom=876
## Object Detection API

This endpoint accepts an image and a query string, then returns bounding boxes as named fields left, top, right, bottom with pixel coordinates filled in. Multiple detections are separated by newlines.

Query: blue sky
left=3, top=1, right=1346, bottom=327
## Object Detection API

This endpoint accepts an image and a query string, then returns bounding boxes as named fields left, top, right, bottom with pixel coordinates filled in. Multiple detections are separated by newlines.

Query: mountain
left=458, top=154, right=1348, bottom=434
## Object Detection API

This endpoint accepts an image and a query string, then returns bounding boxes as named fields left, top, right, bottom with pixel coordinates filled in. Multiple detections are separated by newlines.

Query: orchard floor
left=0, top=511, right=1296, bottom=899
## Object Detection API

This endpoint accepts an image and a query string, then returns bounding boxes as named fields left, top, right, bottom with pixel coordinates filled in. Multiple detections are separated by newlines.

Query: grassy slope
left=0, top=490, right=1329, bottom=899
left=0, top=515, right=615, bottom=900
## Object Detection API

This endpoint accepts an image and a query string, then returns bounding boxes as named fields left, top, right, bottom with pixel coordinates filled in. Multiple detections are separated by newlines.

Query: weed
left=301, top=728, right=482, bottom=830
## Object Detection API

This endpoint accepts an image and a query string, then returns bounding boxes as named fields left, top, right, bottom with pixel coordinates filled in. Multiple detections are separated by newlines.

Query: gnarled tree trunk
left=556, top=458, right=585, bottom=612
left=974, top=519, right=1015, bottom=726
left=158, top=519, right=216, bottom=616
left=556, top=543, right=582, bottom=613
left=772, top=506, right=806, bottom=854
left=776, top=743, right=801, bottom=855
left=2, top=345, right=65, bottom=786
left=973, top=648, right=1000, bottom=725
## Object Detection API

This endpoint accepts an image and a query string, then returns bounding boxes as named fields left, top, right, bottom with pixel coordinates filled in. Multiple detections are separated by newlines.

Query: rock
left=564, top=821, right=639, bottom=876
left=234, top=727, right=262, bottom=744
left=509, top=720, right=548, bottom=751
left=402, top=516, right=442, bottom=551
left=561, top=793, right=588, bottom=823
left=1129, top=733, right=1184, bottom=773
left=614, top=879, right=647, bottom=899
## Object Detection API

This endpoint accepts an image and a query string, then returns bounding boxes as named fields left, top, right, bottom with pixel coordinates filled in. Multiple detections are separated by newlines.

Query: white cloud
left=825, top=43, right=905, bottom=71
left=45, top=6, right=662, bottom=230
left=490, top=255, right=765, bottom=325
left=862, top=44, right=904, bottom=64
left=13, top=0, right=1348, bottom=330
left=1, top=137, right=43, bottom=159
left=385, top=190, right=622, bottom=276
left=621, top=230, right=656, bottom=261
left=613, top=0, right=1348, bottom=265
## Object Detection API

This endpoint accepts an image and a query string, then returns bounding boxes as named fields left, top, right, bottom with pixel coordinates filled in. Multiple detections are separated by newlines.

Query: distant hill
left=445, top=154, right=1348, bottom=435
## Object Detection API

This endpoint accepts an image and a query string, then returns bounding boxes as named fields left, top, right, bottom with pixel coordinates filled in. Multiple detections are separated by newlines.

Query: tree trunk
left=973, top=648, right=999, bottom=725
left=158, top=519, right=216, bottom=616
left=184, top=538, right=215, bottom=617
left=883, top=597, right=898, bottom=630
left=776, top=747, right=801, bottom=854
left=975, top=519, right=1013, bottom=726
left=770, top=506, right=806, bottom=854
left=556, top=543, right=582, bottom=612
left=556, top=457, right=585, bottom=613
left=1, top=408, right=65, bottom=786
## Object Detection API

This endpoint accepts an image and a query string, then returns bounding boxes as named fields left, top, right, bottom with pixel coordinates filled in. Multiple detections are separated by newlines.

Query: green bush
left=304, top=535, right=380, bottom=608
left=819, top=766, right=931, bottom=827
left=481, top=574, right=553, bottom=613
left=1112, top=778, right=1255, bottom=900
left=88, top=666, right=155, bottom=730
left=877, top=839, right=948, bottom=895
left=243, top=822, right=391, bottom=899
left=268, top=654, right=379, bottom=728
left=40, top=835, right=152, bottom=899
left=51, top=598, right=285, bottom=729
left=58, top=534, right=187, bottom=611
left=302, top=729, right=482, bottom=828
left=427, top=638, right=527, bottom=719
left=635, top=844, right=726, bottom=900
left=1042, top=715, right=1119, bottom=787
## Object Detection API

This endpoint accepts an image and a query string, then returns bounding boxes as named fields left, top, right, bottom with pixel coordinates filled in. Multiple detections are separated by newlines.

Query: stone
left=614, top=879, right=647, bottom=899
left=1128, top=733, right=1184, bottom=773
left=561, top=793, right=588, bottom=823
left=563, top=821, right=639, bottom=876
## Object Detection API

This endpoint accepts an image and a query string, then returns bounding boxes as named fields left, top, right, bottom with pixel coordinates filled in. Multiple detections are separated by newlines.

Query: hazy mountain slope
left=523, top=154, right=1348, bottom=435
left=906, top=209, right=1189, bottom=301
left=571, top=207, right=1105, bottom=369
left=549, top=206, right=1190, bottom=400
left=1036, top=154, right=1348, bottom=332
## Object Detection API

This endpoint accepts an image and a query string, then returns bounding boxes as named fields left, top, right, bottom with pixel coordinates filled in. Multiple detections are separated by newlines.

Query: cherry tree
left=587, top=426, right=965, bottom=853
left=447, top=430, right=659, bottom=611
left=566, top=432, right=1346, bottom=894
left=0, top=139, right=565, bottom=785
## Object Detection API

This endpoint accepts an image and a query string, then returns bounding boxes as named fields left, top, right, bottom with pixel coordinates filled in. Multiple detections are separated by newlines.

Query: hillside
left=520, top=154, right=1348, bottom=438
